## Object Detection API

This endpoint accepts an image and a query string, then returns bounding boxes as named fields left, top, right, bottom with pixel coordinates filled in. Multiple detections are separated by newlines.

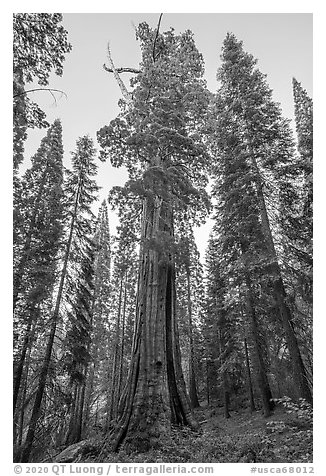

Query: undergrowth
left=82, top=398, right=313, bottom=464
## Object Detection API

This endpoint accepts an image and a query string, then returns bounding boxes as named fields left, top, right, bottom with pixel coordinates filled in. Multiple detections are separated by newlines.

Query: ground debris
left=53, top=438, right=101, bottom=463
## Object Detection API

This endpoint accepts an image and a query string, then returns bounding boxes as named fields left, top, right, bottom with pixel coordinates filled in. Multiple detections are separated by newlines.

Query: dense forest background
left=13, top=13, right=313, bottom=464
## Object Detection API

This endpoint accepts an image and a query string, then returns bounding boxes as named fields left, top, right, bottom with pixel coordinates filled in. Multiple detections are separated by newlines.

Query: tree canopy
left=13, top=16, right=313, bottom=465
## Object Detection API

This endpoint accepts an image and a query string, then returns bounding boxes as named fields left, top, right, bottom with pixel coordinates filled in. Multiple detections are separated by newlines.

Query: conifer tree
left=289, top=78, right=313, bottom=304
left=83, top=201, right=112, bottom=434
left=13, top=120, right=64, bottom=310
left=292, top=78, right=313, bottom=185
left=210, top=33, right=312, bottom=404
left=204, top=230, right=239, bottom=417
left=107, top=227, right=138, bottom=424
left=20, top=136, right=99, bottom=462
left=13, top=120, right=64, bottom=415
left=99, top=189, right=139, bottom=428
left=275, top=79, right=313, bottom=388
left=97, top=22, right=210, bottom=452
left=63, top=242, right=95, bottom=445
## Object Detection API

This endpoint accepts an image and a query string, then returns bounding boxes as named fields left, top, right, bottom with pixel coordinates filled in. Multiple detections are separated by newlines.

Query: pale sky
left=22, top=13, right=313, bottom=259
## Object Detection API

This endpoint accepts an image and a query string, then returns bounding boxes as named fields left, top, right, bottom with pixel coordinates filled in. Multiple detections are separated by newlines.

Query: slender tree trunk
left=13, top=303, right=40, bottom=414
left=244, top=338, right=256, bottom=413
left=14, top=332, right=34, bottom=447
left=20, top=181, right=81, bottom=463
left=65, top=385, right=78, bottom=445
left=244, top=272, right=274, bottom=417
left=101, top=195, right=197, bottom=455
left=116, top=277, right=127, bottom=407
left=17, top=377, right=28, bottom=446
left=77, top=380, right=87, bottom=441
left=83, top=359, right=97, bottom=436
left=105, top=339, right=114, bottom=432
left=206, top=360, right=211, bottom=406
left=218, top=328, right=230, bottom=419
left=13, top=321, right=32, bottom=414
left=95, top=400, right=99, bottom=428
left=249, top=151, right=312, bottom=404
left=186, top=270, right=200, bottom=409
left=65, top=374, right=87, bottom=446
left=108, top=278, right=123, bottom=423
left=82, top=279, right=102, bottom=437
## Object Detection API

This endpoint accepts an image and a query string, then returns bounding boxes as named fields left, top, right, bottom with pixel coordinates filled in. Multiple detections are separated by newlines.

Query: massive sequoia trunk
left=106, top=194, right=197, bottom=453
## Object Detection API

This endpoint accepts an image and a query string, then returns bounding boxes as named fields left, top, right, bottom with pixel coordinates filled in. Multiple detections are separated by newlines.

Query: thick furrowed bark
left=100, top=197, right=197, bottom=456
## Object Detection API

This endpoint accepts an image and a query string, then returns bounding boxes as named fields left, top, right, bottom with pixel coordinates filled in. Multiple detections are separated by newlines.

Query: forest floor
left=62, top=402, right=312, bottom=464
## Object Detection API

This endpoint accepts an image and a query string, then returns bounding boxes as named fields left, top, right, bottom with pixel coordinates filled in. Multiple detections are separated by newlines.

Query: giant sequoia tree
left=97, top=22, right=210, bottom=451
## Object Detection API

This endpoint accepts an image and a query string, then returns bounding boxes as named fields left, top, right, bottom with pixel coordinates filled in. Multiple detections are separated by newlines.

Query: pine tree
left=13, top=120, right=64, bottom=311
left=292, top=78, right=313, bottom=186
left=82, top=201, right=112, bottom=435
left=63, top=242, right=95, bottom=445
left=210, top=33, right=312, bottom=404
left=13, top=120, right=64, bottom=416
left=274, top=79, right=313, bottom=391
left=289, top=78, right=313, bottom=304
left=204, top=230, right=239, bottom=417
left=106, top=235, right=134, bottom=421
left=97, top=22, right=211, bottom=452
left=20, top=136, right=99, bottom=462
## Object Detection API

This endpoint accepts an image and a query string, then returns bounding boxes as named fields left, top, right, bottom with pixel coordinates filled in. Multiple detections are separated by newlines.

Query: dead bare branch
left=152, top=13, right=163, bottom=63
left=13, top=88, right=67, bottom=100
left=103, top=65, right=140, bottom=74
left=104, top=43, right=133, bottom=105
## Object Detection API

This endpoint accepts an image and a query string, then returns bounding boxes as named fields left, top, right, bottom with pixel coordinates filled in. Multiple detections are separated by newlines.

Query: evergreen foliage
left=12, top=16, right=312, bottom=464
left=13, top=13, right=71, bottom=169
left=13, top=120, right=65, bottom=428
left=208, top=33, right=312, bottom=405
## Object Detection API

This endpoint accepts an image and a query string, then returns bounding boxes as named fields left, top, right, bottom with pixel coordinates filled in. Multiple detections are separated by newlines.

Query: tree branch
left=103, top=64, right=140, bottom=74
left=104, top=43, right=133, bottom=105
left=13, top=88, right=67, bottom=99
left=152, top=13, right=163, bottom=63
